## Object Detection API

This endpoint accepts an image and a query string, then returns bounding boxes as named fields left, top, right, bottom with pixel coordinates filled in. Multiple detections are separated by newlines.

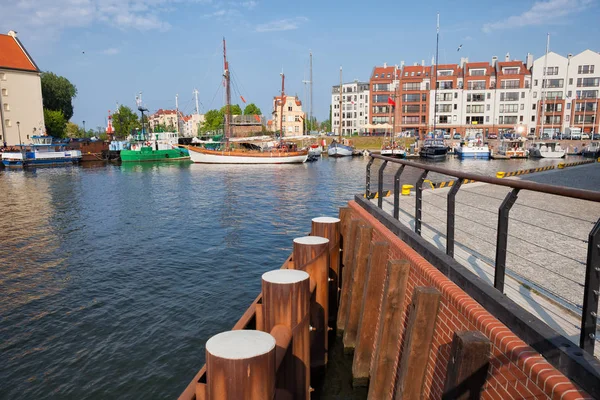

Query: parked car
left=592, top=133, right=600, bottom=140
left=582, top=133, right=590, bottom=139
left=443, top=133, right=451, bottom=139
left=487, top=133, right=498, bottom=139
left=453, top=133, right=461, bottom=139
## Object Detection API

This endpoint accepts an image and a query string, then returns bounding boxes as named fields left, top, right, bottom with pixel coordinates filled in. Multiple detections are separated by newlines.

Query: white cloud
left=102, top=47, right=120, bottom=55
left=241, top=0, right=257, bottom=9
left=256, top=17, right=307, bottom=32
left=0, top=0, right=212, bottom=34
left=482, top=0, right=593, bottom=33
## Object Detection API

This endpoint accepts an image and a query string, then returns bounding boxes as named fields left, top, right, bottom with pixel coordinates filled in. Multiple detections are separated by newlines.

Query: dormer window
left=503, top=67, right=519, bottom=74
left=470, top=69, right=486, bottom=76
left=438, top=70, right=452, bottom=76
left=375, top=74, right=379, bottom=78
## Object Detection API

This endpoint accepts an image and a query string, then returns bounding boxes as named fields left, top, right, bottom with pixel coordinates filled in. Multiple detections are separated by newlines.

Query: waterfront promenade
left=374, top=163, right=600, bottom=357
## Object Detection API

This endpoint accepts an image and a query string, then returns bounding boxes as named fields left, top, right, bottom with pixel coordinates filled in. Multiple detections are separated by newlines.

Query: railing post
left=377, top=160, right=388, bottom=208
left=262, top=269, right=311, bottom=399
left=446, top=179, right=463, bottom=257
left=494, top=188, right=520, bottom=293
left=205, top=330, right=276, bottom=400
left=415, top=170, right=428, bottom=236
left=393, top=165, right=406, bottom=220
left=580, top=218, right=600, bottom=354
left=365, top=157, right=375, bottom=198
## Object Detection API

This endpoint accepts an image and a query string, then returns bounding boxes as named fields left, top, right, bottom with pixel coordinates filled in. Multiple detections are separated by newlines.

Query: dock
left=179, top=158, right=600, bottom=400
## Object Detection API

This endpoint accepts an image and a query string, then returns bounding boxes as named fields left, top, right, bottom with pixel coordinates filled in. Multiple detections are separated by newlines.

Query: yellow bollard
left=496, top=171, right=506, bottom=179
left=597, top=157, right=600, bottom=163
left=401, top=184, right=414, bottom=196
left=558, top=163, right=565, bottom=169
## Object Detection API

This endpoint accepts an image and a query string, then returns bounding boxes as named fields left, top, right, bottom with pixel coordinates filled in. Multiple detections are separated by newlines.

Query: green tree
left=220, top=104, right=242, bottom=115
left=44, top=109, right=67, bottom=138
left=65, top=122, right=82, bottom=138
left=201, top=109, right=224, bottom=133
left=112, top=105, right=140, bottom=139
left=41, top=72, right=77, bottom=121
left=243, top=103, right=262, bottom=115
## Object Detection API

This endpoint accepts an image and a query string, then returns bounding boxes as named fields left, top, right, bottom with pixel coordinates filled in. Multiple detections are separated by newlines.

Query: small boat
left=420, top=138, right=448, bottom=160
left=308, top=143, right=322, bottom=157
left=1, top=135, right=81, bottom=168
left=529, top=142, right=565, bottom=159
left=582, top=142, right=600, bottom=158
left=120, top=132, right=190, bottom=162
left=497, top=138, right=528, bottom=158
left=381, top=144, right=406, bottom=158
left=327, top=139, right=354, bottom=157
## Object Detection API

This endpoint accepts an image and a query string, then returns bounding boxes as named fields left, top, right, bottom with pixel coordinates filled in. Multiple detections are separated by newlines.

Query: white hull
left=308, top=147, right=322, bottom=156
left=529, top=149, right=566, bottom=158
left=455, top=146, right=490, bottom=159
left=188, top=149, right=307, bottom=164
left=327, top=146, right=354, bottom=157
left=381, top=149, right=406, bottom=157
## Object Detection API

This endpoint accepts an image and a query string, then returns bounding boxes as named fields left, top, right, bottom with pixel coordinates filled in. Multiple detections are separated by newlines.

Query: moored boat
left=581, top=142, right=600, bottom=158
left=497, top=138, right=528, bottom=158
left=455, top=138, right=490, bottom=160
left=420, top=138, right=448, bottom=160
left=1, top=136, right=81, bottom=168
left=529, top=142, right=565, bottom=158
left=327, top=139, right=354, bottom=157
left=120, top=131, right=190, bottom=162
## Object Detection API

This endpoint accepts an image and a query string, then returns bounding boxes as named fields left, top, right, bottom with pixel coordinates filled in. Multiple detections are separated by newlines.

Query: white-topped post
left=205, top=330, right=276, bottom=400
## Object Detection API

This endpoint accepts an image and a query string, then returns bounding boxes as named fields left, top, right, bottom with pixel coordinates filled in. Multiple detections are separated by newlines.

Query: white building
left=332, top=80, right=369, bottom=135
left=0, top=31, right=45, bottom=146
left=181, top=113, right=204, bottom=137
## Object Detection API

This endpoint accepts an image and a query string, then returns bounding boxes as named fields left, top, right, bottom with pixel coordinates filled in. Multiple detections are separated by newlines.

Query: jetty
left=179, top=156, right=600, bottom=400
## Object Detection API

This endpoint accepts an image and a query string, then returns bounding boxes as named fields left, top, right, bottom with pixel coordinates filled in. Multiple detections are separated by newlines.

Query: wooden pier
left=179, top=206, right=598, bottom=399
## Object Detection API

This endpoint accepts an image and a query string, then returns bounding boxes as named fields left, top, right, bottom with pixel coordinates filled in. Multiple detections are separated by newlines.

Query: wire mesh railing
left=365, top=154, right=600, bottom=356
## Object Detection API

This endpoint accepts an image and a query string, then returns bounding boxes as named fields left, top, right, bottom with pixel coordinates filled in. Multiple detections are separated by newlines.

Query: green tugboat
left=119, top=99, right=190, bottom=162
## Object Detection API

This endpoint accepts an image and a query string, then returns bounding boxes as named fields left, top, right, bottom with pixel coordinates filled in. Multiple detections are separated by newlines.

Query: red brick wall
left=349, top=201, right=592, bottom=400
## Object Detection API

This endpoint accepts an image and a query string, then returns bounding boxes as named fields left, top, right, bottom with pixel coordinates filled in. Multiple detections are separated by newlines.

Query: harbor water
left=0, top=155, right=586, bottom=399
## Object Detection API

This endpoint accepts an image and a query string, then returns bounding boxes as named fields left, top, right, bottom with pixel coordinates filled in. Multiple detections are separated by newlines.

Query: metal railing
left=365, top=154, right=600, bottom=355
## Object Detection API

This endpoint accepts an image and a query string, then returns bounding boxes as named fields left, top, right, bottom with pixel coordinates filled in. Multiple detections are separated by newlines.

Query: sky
left=1, top=0, right=599, bottom=131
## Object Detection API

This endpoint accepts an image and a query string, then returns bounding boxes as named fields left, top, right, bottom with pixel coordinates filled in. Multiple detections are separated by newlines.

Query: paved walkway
left=373, top=164, right=600, bottom=357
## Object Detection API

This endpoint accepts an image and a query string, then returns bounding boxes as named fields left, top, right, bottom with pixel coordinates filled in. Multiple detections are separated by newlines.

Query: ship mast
left=310, top=51, right=313, bottom=133
left=539, top=33, right=550, bottom=140
left=339, top=66, right=343, bottom=141
left=432, top=12, right=440, bottom=138
left=280, top=72, right=285, bottom=144
left=223, top=38, right=232, bottom=146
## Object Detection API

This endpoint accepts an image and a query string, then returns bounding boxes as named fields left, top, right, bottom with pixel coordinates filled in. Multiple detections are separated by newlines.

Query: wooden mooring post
left=442, top=331, right=490, bottom=400
left=292, top=236, right=330, bottom=369
left=311, top=216, right=341, bottom=327
left=262, top=269, right=311, bottom=400
left=337, top=219, right=362, bottom=334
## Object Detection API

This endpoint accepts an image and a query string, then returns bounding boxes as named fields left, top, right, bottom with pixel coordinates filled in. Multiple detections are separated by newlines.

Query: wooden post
left=343, top=222, right=373, bottom=353
left=442, top=331, right=491, bottom=400
left=368, top=260, right=411, bottom=400
left=311, top=216, right=341, bottom=326
left=337, top=219, right=361, bottom=334
left=352, top=241, right=390, bottom=387
left=395, top=287, right=442, bottom=400
left=293, top=236, right=330, bottom=368
left=255, top=303, right=264, bottom=331
left=205, top=330, right=276, bottom=400
left=262, top=269, right=311, bottom=400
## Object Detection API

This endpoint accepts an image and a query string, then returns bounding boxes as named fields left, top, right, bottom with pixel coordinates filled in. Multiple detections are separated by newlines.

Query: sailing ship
left=187, top=39, right=307, bottom=164
left=328, top=66, right=355, bottom=157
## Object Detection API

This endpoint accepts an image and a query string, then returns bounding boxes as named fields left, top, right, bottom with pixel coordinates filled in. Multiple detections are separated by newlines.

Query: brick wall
left=349, top=201, right=592, bottom=400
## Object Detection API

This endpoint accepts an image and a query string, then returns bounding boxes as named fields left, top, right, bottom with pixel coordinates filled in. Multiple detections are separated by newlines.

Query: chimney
left=568, top=53, right=573, bottom=59
left=526, top=53, right=533, bottom=70
left=400, top=60, right=404, bottom=68
left=413, top=62, right=418, bottom=66
left=7, top=30, right=17, bottom=38
left=505, top=52, right=510, bottom=61
left=383, top=62, right=387, bottom=68
left=431, top=56, right=435, bottom=66
left=460, top=57, right=468, bottom=68
left=491, top=56, right=498, bottom=67
left=422, top=59, right=425, bottom=66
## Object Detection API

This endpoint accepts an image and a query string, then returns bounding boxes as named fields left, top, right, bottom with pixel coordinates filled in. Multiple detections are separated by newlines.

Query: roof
left=0, top=32, right=39, bottom=72
left=497, top=61, right=529, bottom=75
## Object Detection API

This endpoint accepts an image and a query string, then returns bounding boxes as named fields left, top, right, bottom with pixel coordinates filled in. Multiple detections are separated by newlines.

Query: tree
left=201, top=109, right=224, bottom=133
left=243, top=103, right=262, bottom=115
left=44, top=109, right=67, bottom=138
left=41, top=72, right=77, bottom=121
left=220, top=104, right=242, bottom=115
left=112, top=105, right=140, bottom=138
left=65, top=122, right=81, bottom=138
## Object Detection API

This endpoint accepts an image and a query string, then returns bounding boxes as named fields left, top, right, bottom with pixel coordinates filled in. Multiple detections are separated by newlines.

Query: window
left=566, top=114, right=570, bottom=122
left=372, top=105, right=390, bottom=114
left=374, top=74, right=379, bottom=78
left=532, top=104, right=536, bottom=110
left=467, top=81, right=486, bottom=90
left=520, top=104, right=524, bottom=110
left=5, top=119, right=11, bottom=127
left=470, top=69, right=486, bottom=76
left=437, top=81, right=453, bottom=90
left=544, top=103, right=562, bottom=112
left=544, top=66, right=559, bottom=75
left=569, top=78, right=573, bottom=85
left=454, top=104, right=457, bottom=110
left=500, top=92, right=519, bottom=101
left=576, top=90, right=598, bottom=99
left=1, top=88, right=7, bottom=96
left=467, top=93, right=485, bottom=102
left=486, top=104, right=490, bottom=111
left=402, top=94, right=420, bottom=102
left=487, top=93, right=491, bottom=99
left=402, top=116, right=419, bottom=124
left=3, top=103, right=8, bottom=111
left=372, top=83, right=390, bottom=91
left=438, top=70, right=453, bottom=76
left=578, top=65, right=595, bottom=74
left=500, top=104, right=518, bottom=113
left=521, top=92, right=525, bottom=98
left=294, top=126, right=299, bottom=132
left=544, top=116, right=561, bottom=124
left=403, top=82, right=420, bottom=91
left=567, top=90, right=572, bottom=98
left=436, top=104, right=452, bottom=112
left=534, top=79, right=538, bottom=86
left=531, top=116, right=535, bottom=122
left=467, top=105, right=484, bottom=113
left=287, top=126, right=293, bottom=132
left=0, top=72, right=5, bottom=80
left=454, top=92, right=458, bottom=99
left=402, top=105, right=421, bottom=113
left=421, top=93, right=427, bottom=101
left=288, top=106, right=293, bottom=111
left=372, top=94, right=389, bottom=103
left=500, top=80, right=520, bottom=89
left=542, top=79, right=564, bottom=88
left=439, top=115, right=449, bottom=123
left=577, top=77, right=600, bottom=87
left=504, top=116, right=518, bottom=124
left=575, top=115, right=595, bottom=124
left=470, top=116, right=484, bottom=124
left=567, top=103, right=571, bottom=110
left=287, top=115, right=294, bottom=122
left=404, top=72, right=408, bottom=77
left=436, top=93, right=453, bottom=101
left=575, top=102, right=597, bottom=112
left=519, top=116, right=523, bottom=122
left=533, top=92, right=537, bottom=98
left=503, top=67, right=519, bottom=74
left=543, top=91, right=563, bottom=100
left=453, top=115, right=457, bottom=121
left=486, top=116, right=489, bottom=122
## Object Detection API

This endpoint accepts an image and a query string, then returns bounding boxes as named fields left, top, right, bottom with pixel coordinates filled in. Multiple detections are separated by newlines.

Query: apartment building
left=359, top=49, right=598, bottom=138
left=0, top=31, right=44, bottom=146
left=271, top=95, right=304, bottom=136
left=331, top=80, right=369, bottom=135
left=149, top=109, right=184, bottom=132
left=181, top=113, right=205, bottom=137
